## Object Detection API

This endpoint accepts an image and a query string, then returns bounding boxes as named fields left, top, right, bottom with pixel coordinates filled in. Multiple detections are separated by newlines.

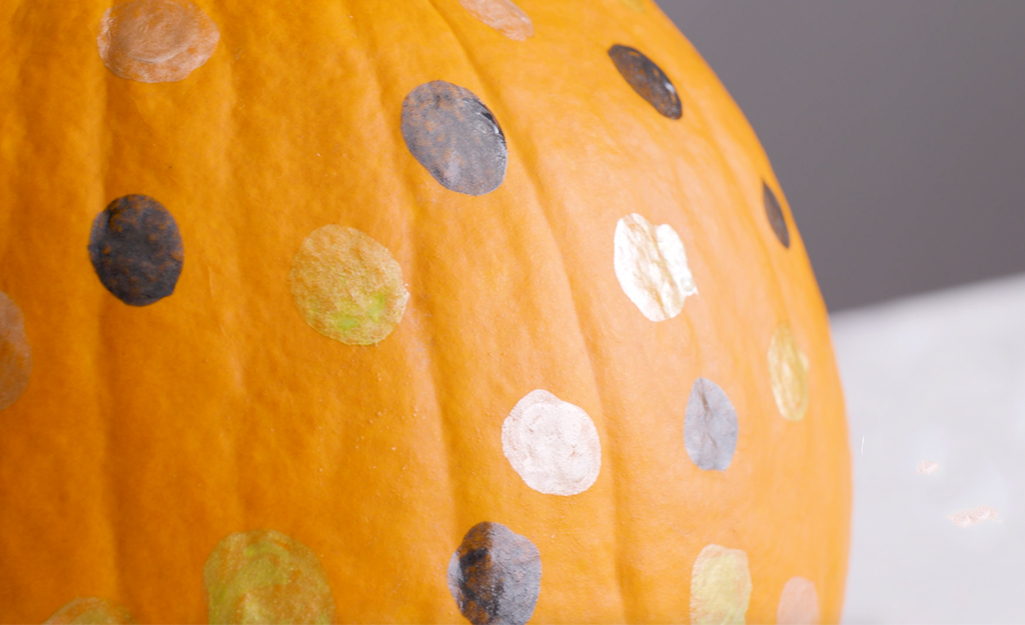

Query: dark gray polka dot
left=401, top=81, right=507, bottom=196
left=88, top=194, right=184, bottom=306
left=684, top=377, right=738, bottom=471
left=608, top=44, right=682, bottom=119
left=763, top=182, right=791, bottom=248
left=447, top=522, right=541, bottom=625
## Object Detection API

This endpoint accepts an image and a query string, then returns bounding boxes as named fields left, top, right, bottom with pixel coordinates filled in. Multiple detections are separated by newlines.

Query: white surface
left=831, top=274, right=1025, bottom=624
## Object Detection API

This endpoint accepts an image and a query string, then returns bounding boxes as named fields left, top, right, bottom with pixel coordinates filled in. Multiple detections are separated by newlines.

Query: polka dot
left=459, top=0, right=533, bottom=41
left=0, top=291, right=31, bottom=411
left=203, top=529, right=335, bottom=625
left=97, top=0, right=219, bottom=83
left=448, top=522, right=541, bottom=625
left=620, top=0, right=645, bottom=12
left=88, top=194, right=184, bottom=307
left=401, top=81, right=508, bottom=196
left=502, top=389, right=601, bottom=496
left=949, top=505, right=999, bottom=528
left=44, top=597, right=133, bottom=624
left=763, top=182, right=791, bottom=248
left=690, top=544, right=752, bottom=625
left=614, top=213, right=697, bottom=322
left=289, top=225, right=409, bottom=346
left=608, top=44, right=682, bottom=119
left=684, top=378, right=738, bottom=471
left=768, top=322, right=809, bottom=422
left=777, top=577, right=820, bottom=625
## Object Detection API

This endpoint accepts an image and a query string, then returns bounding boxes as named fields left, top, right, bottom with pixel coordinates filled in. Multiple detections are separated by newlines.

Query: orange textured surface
left=0, top=0, right=850, bottom=622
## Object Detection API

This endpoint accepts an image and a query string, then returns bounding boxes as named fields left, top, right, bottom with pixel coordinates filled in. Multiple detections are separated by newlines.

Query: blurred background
left=654, top=2, right=1025, bottom=623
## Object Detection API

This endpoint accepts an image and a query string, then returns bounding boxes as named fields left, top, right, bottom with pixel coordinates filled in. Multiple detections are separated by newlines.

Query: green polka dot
left=44, top=598, right=133, bottom=624
left=289, top=225, right=409, bottom=345
left=690, top=544, right=752, bottom=625
left=204, top=529, right=335, bottom=625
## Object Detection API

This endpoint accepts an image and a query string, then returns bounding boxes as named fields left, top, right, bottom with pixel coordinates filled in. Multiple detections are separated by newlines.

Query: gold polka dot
left=769, top=322, right=809, bottom=421
left=97, top=0, right=219, bottom=83
left=204, top=529, right=335, bottom=624
left=459, top=0, right=533, bottom=40
left=44, top=598, right=134, bottom=624
left=690, top=544, right=752, bottom=625
left=777, top=576, right=820, bottom=625
left=620, top=0, right=645, bottom=12
left=0, top=291, right=31, bottom=411
left=290, top=225, right=408, bottom=346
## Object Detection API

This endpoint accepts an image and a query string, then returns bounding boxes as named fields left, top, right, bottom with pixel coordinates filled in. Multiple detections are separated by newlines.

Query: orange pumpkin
left=0, top=0, right=850, bottom=623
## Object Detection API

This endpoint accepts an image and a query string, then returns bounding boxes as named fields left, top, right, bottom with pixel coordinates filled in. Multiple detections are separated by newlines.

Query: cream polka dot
left=0, top=291, right=31, bottom=411
left=614, top=213, right=696, bottom=321
left=459, top=0, right=533, bottom=41
left=44, top=597, right=133, bottom=624
left=777, top=576, right=820, bottom=625
left=690, top=544, right=752, bottom=625
left=97, top=0, right=219, bottom=83
left=290, top=225, right=409, bottom=346
left=502, top=390, right=601, bottom=496
left=204, top=529, right=335, bottom=624
left=769, top=322, right=809, bottom=421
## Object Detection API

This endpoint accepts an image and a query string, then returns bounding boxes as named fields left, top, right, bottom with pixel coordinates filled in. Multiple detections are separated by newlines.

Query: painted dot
left=401, top=81, right=508, bottom=196
left=684, top=378, right=738, bottom=472
left=0, top=291, right=31, bottom=411
left=44, top=597, right=134, bottom=624
left=777, top=577, right=820, bottom=625
left=97, top=0, right=219, bottom=83
left=608, top=44, right=682, bottom=119
left=768, top=322, right=809, bottom=422
left=763, top=182, right=791, bottom=248
left=203, top=529, right=335, bottom=625
left=690, top=544, right=752, bottom=625
left=621, top=0, right=644, bottom=11
left=614, top=213, right=697, bottom=322
left=289, top=225, right=408, bottom=346
left=448, top=522, right=541, bottom=625
left=949, top=505, right=999, bottom=528
left=459, top=0, right=533, bottom=41
left=502, top=389, right=601, bottom=496
left=88, top=194, right=184, bottom=307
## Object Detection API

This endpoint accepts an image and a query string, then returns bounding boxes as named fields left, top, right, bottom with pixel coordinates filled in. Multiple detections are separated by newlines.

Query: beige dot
left=614, top=213, right=696, bottom=322
left=290, top=225, right=408, bottom=346
left=620, top=0, right=645, bottom=12
left=459, top=0, right=533, bottom=41
left=204, top=529, right=335, bottom=624
left=769, top=322, right=809, bottom=421
left=690, top=544, right=752, bottom=625
left=44, top=597, right=134, bottom=624
left=949, top=505, right=999, bottom=528
left=97, top=0, right=219, bottom=83
left=0, top=291, right=31, bottom=411
left=777, top=577, right=820, bottom=625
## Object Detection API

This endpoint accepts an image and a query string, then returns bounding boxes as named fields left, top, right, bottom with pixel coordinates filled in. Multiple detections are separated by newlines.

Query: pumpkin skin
left=0, top=0, right=851, bottom=622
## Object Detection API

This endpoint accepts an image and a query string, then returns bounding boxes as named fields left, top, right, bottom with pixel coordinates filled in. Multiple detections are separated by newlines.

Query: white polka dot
left=501, top=390, right=601, bottom=496
left=614, top=213, right=696, bottom=322
left=777, top=576, right=820, bottom=625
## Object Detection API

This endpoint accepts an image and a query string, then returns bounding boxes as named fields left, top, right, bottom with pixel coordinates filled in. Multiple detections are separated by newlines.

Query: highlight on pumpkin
left=763, top=182, right=791, bottom=249
left=203, top=529, right=335, bottom=625
left=614, top=213, right=697, bottom=321
left=777, top=576, right=820, bottom=625
left=401, top=81, right=508, bottom=196
left=683, top=378, right=739, bottom=472
left=608, top=44, right=682, bottom=119
left=689, top=544, right=752, bottom=625
left=769, top=322, right=810, bottom=421
left=501, top=389, right=602, bottom=496
left=459, top=0, right=533, bottom=41
left=0, top=291, right=31, bottom=411
left=97, top=0, right=219, bottom=83
left=447, top=522, right=541, bottom=625
left=289, top=225, right=409, bottom=346
left=43, top=597, right=134, bottom=625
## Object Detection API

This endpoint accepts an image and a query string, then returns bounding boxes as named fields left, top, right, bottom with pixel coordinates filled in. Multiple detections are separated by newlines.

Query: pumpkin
left=0, top=0, right=851, bottom=622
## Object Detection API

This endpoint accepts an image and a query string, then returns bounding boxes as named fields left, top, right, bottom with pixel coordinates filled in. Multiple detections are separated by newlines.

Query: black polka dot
left=401, top=81, right=507, bottom=196
left=608, top=44, right=682, bottom=119
left=447, top=522, right=541, bottom=625
left=88, top=194, right=184, bottom=306
left=763, top=182, right=791, bottom=248
left=684, top=377, right=738, bottom=471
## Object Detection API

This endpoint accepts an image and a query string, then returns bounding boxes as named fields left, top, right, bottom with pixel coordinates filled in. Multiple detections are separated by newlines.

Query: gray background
left=654, top=1, right=1025, bottom=311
